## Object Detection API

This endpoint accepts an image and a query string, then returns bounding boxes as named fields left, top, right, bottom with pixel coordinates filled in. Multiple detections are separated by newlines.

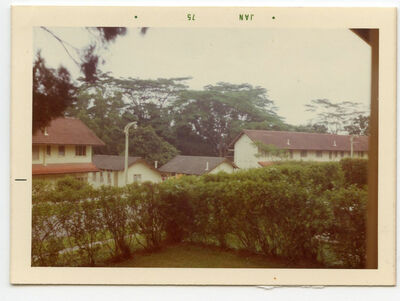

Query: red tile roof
left=32, top=163, right=99, bottom=175
left=32, top=117, right=105, bottom=146
left=230, top=130, right=368, bottom=152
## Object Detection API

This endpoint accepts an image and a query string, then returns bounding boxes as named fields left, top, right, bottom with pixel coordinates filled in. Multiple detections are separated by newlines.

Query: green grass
left=107, top=243, right=324, bottom=268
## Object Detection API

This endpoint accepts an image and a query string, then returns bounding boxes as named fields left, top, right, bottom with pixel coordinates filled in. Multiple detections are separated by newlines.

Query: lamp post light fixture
left=124, top=121, right=137, bottom=186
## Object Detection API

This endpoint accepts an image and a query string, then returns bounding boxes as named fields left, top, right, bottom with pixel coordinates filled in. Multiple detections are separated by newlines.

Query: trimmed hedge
left=340, top=158, right=368, bottom=188
left=32, top=161, right=367, bottom=268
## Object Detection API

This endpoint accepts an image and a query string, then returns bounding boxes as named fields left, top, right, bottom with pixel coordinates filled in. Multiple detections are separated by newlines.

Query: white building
left=230, top=130, right=369, bottom=169
left=32, top=117, right=105, bottom=182
left=91, top=155, right=162, bottom=187
left=158, top=155, right=237, bottom=179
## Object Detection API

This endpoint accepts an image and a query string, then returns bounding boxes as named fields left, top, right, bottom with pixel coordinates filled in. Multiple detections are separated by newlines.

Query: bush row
left=32, top=159, right=367, bottom=268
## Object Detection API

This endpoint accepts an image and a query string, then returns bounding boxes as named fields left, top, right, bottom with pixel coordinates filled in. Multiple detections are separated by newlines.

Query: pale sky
left=34, top=27, right=371, bottom=126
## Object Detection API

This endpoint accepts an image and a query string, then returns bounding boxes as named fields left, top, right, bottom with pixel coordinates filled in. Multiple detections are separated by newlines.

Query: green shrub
left=31, top=163, right=367, bottom=268
left=97, top=186, right=131, bottom=260
left=340, top=158, right=368, bottom=188
left=323, top=186, right=367, bottom=268
left=32, top=179, right=54, bottom=204
left=56, top=200, right=105, bottom=266
left=125, top=182, right=165, bottom=250
left=158, top=178, right=196, bottom=244
left=31, top=202, right=64, bottom=266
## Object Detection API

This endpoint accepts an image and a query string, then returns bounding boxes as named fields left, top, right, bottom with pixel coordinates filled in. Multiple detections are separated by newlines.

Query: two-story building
left=230, top=129, right=368, bottom=169
left=32, top=117, right=105, bottom=182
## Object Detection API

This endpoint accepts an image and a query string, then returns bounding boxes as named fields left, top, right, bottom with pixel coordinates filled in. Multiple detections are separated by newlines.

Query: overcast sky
left=34, top=27, right=371, bottom=126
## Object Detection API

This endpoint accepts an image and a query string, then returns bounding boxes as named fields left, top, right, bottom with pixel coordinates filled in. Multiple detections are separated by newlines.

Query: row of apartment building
left=32, top=117, right=368, bottom=186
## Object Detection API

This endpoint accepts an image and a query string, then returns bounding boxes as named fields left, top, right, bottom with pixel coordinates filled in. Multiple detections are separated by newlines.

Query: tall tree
left=33, top=27, right=131, bottom=132
left=344, top=114, right=370, bottom=135
left=33, top=53, right=76, bottom=133
left=39, top=27, right=129, bottom=82
left=66, top=86, right=126, bottom=155
left=305, top=99, right=366, bottom=134
left=67, top=85, right=178, bottom=165
left=171, top=83, right=286, bottom=156
left=93, top=74, right=190, bottom=142
left=128, top=127, right=179, bottom=166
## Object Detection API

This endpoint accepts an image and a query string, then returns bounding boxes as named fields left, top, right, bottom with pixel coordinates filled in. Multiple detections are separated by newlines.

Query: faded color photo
left=32, top=27, right=373, bottom=268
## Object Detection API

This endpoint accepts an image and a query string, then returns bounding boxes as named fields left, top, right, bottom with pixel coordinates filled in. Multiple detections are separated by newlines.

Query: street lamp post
left=350, top=135, right=354, bottom=158
left=124, top=121, right=137, bottom=186
left=350, top=135, right=359, bottom=158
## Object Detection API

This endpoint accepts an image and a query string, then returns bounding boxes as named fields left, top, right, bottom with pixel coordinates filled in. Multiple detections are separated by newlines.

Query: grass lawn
left=107, top=243, right=324, bottom=268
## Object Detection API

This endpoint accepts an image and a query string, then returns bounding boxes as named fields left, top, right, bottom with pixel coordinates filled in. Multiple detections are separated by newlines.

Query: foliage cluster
left=340, top=158, right=368, bottom=188
left=32, top=160, right=367, bottom=268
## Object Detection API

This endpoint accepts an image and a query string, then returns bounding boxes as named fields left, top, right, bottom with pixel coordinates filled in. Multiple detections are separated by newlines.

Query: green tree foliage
left=33, top=27, right=130, bottom=132
left=294, top=123, right=329, bottom=133
left=66, top=86, right=126, bottom=155
left=66, top=83, right=178, bottom=165
left=96, top=75, right=190, bottom=139
left=39, top=27, right=128, bottom=82
left=344, top=114, right=370, bottom=135
left=305, top=99, right=367, bottom=134
left=33, top=53, right=77, bottom=133
left=171, top=83, right=287, bottom=156
left=128, top=126, right=179, bottom=166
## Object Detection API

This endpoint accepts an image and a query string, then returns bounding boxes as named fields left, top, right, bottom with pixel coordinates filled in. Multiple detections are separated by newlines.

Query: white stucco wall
left=32, top=144, right=92, bottom=165
left=209, top=162, right=235, bottom=174
left=88, top=170, right=115, bottom=188
left=89, top=162, right=162, bottom=187
left=234, top=134, right=259, bottom=169
left=233, top=134, right=368, bottom=169
left=118, top=162, right=162, bottom=186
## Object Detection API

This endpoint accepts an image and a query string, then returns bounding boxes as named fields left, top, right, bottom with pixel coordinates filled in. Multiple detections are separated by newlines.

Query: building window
left=329, top=151, right=332, bottom=159
left=133, top=174, right=142, bottom=182
left=300, top=150, right=307, bottom=158
left=46, top=145, right=51, bottom=156
left=76, top=176, right=87, bottom=183
left=75, top=145, right=86, bottom=156
left=334, top=151, right=338, bottom=158
left=108, top=172, right=111, bottom=184
left=289, top=150, right=293, bottom=159
left=58, top=145, right=65, bottom=156
left=92, top=172, right=97, bottom=182
left=100, top=172, right=104, bottom=183
left=316, top=151, right=323, bottom=158
left=340, top=151, right=345, bottom=157
left=32, top=145, right=39, bottom=160
left=359, top=151, right=364, bottom=158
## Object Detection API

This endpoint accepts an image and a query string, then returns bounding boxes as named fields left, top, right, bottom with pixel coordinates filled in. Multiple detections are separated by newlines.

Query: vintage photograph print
left=31, top=26, right=378, bottom=270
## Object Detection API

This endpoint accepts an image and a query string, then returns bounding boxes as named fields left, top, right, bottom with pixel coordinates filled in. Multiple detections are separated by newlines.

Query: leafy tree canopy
left=128, top=126, right=179, bottom=166
left=170, top=83, right=287, bottom=156
left=33, top=52, right=76, bottom=133
left=33, top=27, right=131, bottom=132
left=344, top=114, right=370, bottom=135
left=305, top=98, right=367, bottom=134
